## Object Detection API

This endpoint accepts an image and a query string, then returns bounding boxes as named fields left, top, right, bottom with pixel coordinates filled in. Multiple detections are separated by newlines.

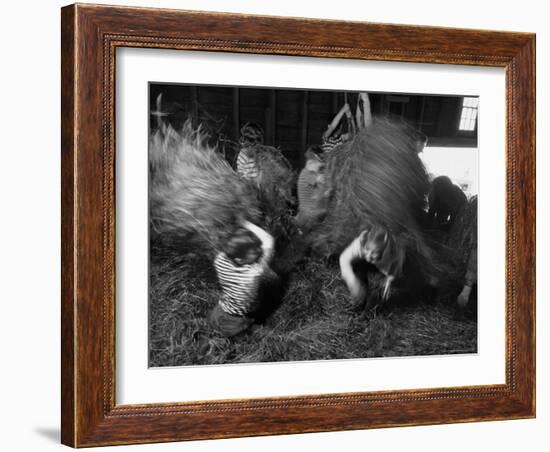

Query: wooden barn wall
left=149, top=84, right=477, bottom=169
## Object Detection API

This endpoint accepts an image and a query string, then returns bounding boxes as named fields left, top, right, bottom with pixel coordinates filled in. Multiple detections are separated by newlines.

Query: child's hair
left=304, top=146, right=325, bottom=173
left=222, top=227, right=263, bottom=265
left=239, top=122, right=264, bottom=147
left=360, top=224, right=389, bottom=263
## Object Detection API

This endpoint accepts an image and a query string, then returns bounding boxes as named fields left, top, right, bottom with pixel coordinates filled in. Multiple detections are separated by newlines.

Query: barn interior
left=148, top=83, right=479, bottom=367
left=149, top=83, right=479, bottom=194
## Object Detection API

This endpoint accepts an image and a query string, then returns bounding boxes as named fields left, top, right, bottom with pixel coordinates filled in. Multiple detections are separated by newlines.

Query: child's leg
left=252, top=268, right=283, bottom=323
left=208, top=304, right=254, bottom=337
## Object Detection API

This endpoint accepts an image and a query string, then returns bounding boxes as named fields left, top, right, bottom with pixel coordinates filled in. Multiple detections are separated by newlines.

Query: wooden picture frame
left=61, top=3, right=535, bottom=447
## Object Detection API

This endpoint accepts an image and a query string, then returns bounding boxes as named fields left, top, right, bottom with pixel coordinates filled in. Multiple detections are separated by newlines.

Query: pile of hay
left=149, top=249, right=477, bottom=367
left=149, top=120, right=261, bottom=252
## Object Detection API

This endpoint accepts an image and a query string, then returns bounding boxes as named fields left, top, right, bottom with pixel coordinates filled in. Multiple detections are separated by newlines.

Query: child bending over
left=295, top=147, right=328, bottom=229
left=339, top=224, right=405, bottom=307
left=209, top=220, right=278, bottom=336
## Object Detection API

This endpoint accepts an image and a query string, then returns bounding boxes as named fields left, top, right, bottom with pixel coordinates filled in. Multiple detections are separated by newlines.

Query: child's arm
left=358, top=92, right=372, bottom=129
left=345, top=102, right=356, bottom=136
left=339, top=232, right=366, bottom=302
left=322, top=103, right=351, bottom=141
left=241, top=220, right=275, bottom=264
left=458, top=248, right=477, bottom=308
left=355, top=100, right=363, bottom=133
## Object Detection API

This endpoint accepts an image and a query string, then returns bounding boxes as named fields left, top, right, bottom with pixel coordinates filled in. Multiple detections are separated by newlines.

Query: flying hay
left=309, top=118, right=444, bottom=290
left=149, top=120, right=261, bottom=252
left=238, top=143, right=297, bottom=241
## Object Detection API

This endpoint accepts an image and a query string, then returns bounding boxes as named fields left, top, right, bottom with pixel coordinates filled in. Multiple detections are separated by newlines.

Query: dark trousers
left=208, top=268, right=281, bottom=337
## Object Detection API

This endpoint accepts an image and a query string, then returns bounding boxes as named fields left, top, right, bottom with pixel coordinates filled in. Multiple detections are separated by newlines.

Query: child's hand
left=457, top=285, right=472, bottom=308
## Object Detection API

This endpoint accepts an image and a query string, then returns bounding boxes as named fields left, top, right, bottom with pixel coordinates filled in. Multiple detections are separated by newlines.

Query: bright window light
left=458, top=97, right=479, bottom=131
left=420, top=146, right=478, bottom=196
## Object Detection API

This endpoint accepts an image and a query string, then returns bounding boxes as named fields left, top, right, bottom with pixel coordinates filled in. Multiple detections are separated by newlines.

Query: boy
left=209, top=219, right=278, bottom=337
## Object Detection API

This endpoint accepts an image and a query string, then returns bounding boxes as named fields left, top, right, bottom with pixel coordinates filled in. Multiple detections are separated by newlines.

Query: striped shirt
left=214, top=223, right=274, bottom=317
left=214, top=254, right=264, bottom=316
left=321, top=134, right=347, bottom=154
left=236, top=148, right=260, bottom=181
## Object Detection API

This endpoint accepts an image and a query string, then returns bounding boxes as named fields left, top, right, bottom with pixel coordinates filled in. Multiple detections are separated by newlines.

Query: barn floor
left=149, top=238, right=477, bottom=367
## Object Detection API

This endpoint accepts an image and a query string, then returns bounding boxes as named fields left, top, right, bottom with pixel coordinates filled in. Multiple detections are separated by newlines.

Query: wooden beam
left=232, top=87, right=240, bottom=142
left=419, top=96, right=426, bottom=130
left=331, top=91, right=339, bottom=116
left=190, top=86, right=199, bottom=122
left=300, top=90, right=309, bottom=166
left=269, top=90, right=277, bottom=145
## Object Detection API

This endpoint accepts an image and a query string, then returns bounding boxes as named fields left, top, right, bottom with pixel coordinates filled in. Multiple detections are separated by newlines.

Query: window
left=458, top=96, right=479, bottom=131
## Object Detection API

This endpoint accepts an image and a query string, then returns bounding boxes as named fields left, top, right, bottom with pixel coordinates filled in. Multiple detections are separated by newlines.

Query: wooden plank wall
left=148, top=84, right=478, bottom=169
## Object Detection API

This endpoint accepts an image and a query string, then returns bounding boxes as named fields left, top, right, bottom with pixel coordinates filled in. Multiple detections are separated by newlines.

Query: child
left=295, top=146, right=328, bottom=229
left=339, top=224, right=405, bottom=306
left=427, top=175, right=467, bottom=231
left=321, top=93, right=371, bottom=154
left=321, top=102, right=354, bottom=153
left=236, top=123, right=264, bottom=181
left=209, top=219, right=277, bottom=337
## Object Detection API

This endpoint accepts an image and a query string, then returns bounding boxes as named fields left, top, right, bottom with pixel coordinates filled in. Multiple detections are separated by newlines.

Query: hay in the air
left=238, top=143, right=297, bottom=243
left=308, top=118, right=444, bottom=294
left=149, top=120, right=261, bottom=252
left=313, top=119, right=429, bottom=246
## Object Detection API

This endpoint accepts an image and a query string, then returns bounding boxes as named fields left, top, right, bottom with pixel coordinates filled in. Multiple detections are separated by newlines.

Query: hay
left=248, top=144, right=296, bottom=205
left=318, top=118, right=429, bottom=247
left=308, top=118, right=443, bottom=291
left=149, top=248, right=477, bottom=366
left=241, top=144, right=297, bottom=242
left=149, top=120, right=261, bottom=252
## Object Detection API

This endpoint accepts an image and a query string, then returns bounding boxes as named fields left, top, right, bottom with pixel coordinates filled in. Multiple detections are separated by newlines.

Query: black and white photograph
left=148, top=83, right=479, bottom=367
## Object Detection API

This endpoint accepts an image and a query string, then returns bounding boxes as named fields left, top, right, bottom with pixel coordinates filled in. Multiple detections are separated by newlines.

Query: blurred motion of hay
left=305, top=118, right=448, bottom=304
left=313, top=118, right=430, bottom=254
left=149, top=120, right=261, bottom=253
left=244, top=144, right=297, bottom=242
left=254, top=144, right=296, bottom=202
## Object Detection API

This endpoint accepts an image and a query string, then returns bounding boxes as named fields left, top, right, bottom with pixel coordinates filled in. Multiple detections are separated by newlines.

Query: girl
left=339, top=224, right=405, bottom=306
